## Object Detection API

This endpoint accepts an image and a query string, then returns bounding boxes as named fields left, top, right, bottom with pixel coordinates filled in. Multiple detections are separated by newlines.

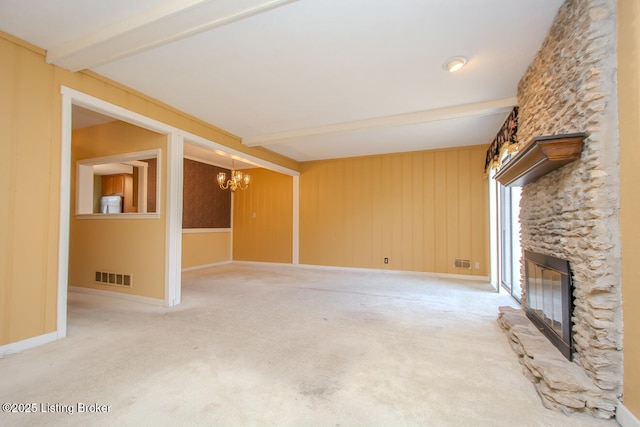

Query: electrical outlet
left=475, top=262, right=480, bottom=269
left=384, top=258, right=389, bottom=264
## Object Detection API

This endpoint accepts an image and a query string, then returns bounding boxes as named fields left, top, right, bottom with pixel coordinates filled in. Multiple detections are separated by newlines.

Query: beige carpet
left=0, top=263, right=616, bottom=426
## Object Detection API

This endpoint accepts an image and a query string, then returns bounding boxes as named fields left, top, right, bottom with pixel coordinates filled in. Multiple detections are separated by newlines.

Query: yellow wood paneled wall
left=0, top=31, right=300, bottom=347
left=69, top=121, right=166, bottom=299
left=182, top=231, right=231, bottom=269
left=232, top=168, right=293, bottom=263
left=0, top=34, right=57, bottom=344
left=300, top=146, right=489, bottom=275
left=618, top=0, right=640, bottom=417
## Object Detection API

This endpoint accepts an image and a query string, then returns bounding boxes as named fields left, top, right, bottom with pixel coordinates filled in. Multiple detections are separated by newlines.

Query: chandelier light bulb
left=217, top=169, right=250, bottom=192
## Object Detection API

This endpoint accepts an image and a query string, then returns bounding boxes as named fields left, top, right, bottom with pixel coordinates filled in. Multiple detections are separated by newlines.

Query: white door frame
left=58, top=86, right=300, bottom=339
left=59, top=87, right=183, bottom=340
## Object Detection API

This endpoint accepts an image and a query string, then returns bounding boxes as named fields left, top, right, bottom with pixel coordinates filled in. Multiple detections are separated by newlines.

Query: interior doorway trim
left=166, top=132, right=183, bottom=306
left=59, top=86, right=181, bottom=340
left=180, top=132, right=301, bottom=265
left=58, top=86, right=301, bottom=340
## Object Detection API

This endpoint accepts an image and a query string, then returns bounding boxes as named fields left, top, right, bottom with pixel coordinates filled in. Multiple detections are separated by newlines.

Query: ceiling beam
left=46, top=0, right=299, bottom=71
left=242, top=97, right=518, bottom=147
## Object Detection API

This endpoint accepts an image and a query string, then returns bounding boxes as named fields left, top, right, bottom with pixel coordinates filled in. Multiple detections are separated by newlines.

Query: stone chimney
left=499, top=0, right=622, bottom=419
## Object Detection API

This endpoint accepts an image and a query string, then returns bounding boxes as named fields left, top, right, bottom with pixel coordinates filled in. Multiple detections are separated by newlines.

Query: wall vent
left=454, top=259, right=471, bottom=269
left=94, top=271, right=132, bottom=287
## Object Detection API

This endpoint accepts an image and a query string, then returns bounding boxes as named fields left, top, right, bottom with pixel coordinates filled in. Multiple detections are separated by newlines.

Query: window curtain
left=484, top=106, right=518, bottom=176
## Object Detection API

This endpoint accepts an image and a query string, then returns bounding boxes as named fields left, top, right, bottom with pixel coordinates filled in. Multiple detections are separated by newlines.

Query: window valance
left=484, top=106, right=518, bottom=176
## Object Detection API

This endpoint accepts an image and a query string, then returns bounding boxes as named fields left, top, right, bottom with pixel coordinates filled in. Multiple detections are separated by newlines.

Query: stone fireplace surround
left=496, top=0, right=621, bottom=420
left=498, top=306, right=613, bottom=417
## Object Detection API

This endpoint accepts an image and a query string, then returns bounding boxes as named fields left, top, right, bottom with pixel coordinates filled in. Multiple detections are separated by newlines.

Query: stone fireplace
left=497, top=0, right=622, bottom=420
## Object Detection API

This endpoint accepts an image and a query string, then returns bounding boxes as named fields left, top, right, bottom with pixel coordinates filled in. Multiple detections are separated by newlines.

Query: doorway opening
left=58, top=86, right=300, bottom=342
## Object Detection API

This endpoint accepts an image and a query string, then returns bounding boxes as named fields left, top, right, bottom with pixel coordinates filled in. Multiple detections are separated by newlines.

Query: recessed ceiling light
left=443, top=56, right=468, bottom=73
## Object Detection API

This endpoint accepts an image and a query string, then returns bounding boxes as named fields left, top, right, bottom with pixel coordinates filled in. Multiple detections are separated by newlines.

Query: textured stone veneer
left=498, top=307, right=614, bottom=416
left=510, top=0, right=621, bottom=418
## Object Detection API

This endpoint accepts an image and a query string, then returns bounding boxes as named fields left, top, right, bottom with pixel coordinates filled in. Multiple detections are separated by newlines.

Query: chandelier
left=217, top=163, right=250, bottom=192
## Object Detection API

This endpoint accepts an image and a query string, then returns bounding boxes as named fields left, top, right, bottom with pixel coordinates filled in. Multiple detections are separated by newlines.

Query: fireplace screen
left=524, top=250, right=573, bottom=360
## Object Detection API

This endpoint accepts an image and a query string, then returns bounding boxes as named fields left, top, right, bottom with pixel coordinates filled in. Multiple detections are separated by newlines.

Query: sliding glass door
left=499, top=184, right=522, bottom=301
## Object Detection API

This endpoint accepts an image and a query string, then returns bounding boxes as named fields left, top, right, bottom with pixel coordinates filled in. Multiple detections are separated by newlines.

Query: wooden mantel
left=494, top=133, right=586, bottom=187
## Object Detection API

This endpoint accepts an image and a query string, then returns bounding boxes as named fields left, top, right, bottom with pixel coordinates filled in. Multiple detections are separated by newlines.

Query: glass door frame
left=498, top=183, right=522, bottom=302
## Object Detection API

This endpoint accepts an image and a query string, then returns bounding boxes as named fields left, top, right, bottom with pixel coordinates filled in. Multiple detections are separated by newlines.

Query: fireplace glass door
left=526, top=261, right=564, bottom=339
left=524, top=250, right=573, bottom=359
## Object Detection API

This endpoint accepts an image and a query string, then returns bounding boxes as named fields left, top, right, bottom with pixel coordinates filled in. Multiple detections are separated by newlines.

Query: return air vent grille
left=454, top=259, right=472, bottom=270
left=95, top=271, right=132, bottom=287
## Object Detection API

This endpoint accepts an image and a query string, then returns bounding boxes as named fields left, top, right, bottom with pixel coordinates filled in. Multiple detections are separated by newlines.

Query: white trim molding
left=59, top=86, right=176, bottom=342
left=0, top=332, right=58, bottom=359
left=61, top=86, right=176, bottom=134
left=182, top=228, right=232, bottom=234
left=297, top=263, right=490, bottom=282
left=182, top=132, right=299, bottom=177
left=48, top=86, right=301, bottom=356
left=75, top=148, right=161, bottom=216
left=76, top=213, right=160, bottom=220
left=292, top=175, right=300, bottom=264
left=232, top=261, right=490, bottom=282
left=165, top=132, right=183, bottom=307
left=69, top=286, right=164, bottom=306
left=57, top=89, right=73, bottom=340
left=181, top=261, right=233, bottom=272
left=618, top=402, right=640, bottom=427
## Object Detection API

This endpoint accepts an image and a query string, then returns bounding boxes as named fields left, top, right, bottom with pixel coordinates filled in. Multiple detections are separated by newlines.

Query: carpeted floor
left=0, top=263, right=617, bottom=426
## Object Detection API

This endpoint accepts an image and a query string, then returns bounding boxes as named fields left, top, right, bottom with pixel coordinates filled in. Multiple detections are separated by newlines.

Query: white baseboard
left=69, top=286, right=164, bottom=306
left=0, top=331, right=58, bottom=359
left=618, top=402, right=640, bottom=427
left=232, top=261, right=490, bottom=282
left=232, top=260, right=296, bottom=268
left=304, top=264, right=490, bottom=282
left=181, top=260, right=232, bottom=272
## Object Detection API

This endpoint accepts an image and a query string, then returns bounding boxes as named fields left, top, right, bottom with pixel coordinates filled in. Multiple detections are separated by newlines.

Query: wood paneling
left=300, top=146, right=489, bottom=276
left=618, top=0, right=640, bottom=416
left=182, top=231, right=231, bottom=269
left=0, top=39, right=55, bottom=343
left=0, top=30, right=299, bottom=346
left=70, top=121, right=167, bottom=299
left=232, top=168, right=293, bottom=263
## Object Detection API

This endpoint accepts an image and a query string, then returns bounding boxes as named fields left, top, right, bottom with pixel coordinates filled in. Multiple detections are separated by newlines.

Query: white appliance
left=100, top=196, right=122, bottom=214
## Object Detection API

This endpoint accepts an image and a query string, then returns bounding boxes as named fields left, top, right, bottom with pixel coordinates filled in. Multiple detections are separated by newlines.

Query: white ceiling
left=0, top=0, right=563, bottom=164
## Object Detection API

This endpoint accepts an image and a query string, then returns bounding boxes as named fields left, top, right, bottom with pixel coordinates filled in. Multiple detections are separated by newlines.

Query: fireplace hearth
left=524, top=250, right=573, bottom=360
